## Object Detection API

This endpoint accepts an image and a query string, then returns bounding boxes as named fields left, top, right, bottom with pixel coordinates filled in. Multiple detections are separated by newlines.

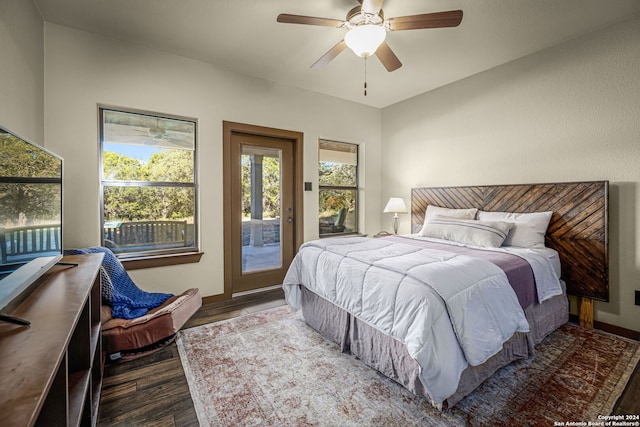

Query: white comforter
left=402, top=234, right=563, bottom=303
left=282, top=237, right=530, bottom=407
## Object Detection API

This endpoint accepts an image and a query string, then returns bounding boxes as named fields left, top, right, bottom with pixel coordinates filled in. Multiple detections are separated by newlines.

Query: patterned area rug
left=176, top=306, right=640, bottom=427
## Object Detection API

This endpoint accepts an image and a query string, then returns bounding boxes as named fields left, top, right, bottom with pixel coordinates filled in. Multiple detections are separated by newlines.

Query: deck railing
left=0, top=224, right=62, bottom=263
left=103, top=220, right=187, bottom=249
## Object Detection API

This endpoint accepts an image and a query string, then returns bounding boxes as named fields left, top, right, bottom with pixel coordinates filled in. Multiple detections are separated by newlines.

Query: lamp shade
left=383, top=197, right=408, bottom=214
left=344, top=24, right=386, bottom=58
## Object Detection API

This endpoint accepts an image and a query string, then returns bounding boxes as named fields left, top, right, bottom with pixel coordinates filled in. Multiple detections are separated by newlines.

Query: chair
left=319, top=207, right=347, bottom=234
left=66, top=246, right=202, bottom=361
left=102, top=288, right=202, bottom=360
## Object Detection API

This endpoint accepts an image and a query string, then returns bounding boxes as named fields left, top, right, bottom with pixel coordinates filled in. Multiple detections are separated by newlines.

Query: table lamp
left=383, top=197, right=408, bottom=234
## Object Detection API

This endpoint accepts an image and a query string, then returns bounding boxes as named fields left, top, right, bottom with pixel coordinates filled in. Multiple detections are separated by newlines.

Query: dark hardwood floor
left=97, top=289, right=287, bottom=426
left=97, top=289, right=640, bottom=426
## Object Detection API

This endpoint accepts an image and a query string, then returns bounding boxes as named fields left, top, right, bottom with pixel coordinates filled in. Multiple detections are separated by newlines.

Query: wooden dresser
left=0, top=253, right=104, bottom=426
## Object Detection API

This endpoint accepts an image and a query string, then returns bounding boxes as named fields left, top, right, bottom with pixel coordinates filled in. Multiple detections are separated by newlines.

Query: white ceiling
left=34, top=0, right=640, bottom=108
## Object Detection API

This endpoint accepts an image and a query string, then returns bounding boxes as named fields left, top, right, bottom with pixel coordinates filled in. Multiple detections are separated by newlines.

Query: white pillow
left=424, top=205, right=478, bottom=220
left=418, top=205, right=478, bottom=235
left=419, top=217, right=514, bottom=248
left=477, top=211, right=553, bottom=248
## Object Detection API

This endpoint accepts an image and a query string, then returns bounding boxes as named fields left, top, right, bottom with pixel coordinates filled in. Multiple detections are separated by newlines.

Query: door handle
left=287, top=217, right=293, bottom=223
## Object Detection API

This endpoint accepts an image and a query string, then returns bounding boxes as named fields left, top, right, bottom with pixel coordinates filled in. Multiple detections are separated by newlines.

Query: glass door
left=230, top=133, right=295, bottom=293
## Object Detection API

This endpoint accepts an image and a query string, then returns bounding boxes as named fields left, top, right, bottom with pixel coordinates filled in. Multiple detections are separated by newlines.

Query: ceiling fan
left=277, top=0, right=463, bottom=72
left=104, top=123, right=194, bottom=150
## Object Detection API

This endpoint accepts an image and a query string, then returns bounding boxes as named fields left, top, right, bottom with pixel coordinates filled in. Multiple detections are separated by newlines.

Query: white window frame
left=318, top=139, right=359, bottom=237
left=98, top=105, right=199, bottom=260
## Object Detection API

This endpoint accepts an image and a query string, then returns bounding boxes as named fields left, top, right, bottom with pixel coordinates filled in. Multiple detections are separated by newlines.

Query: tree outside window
left=0, top=131, right=61, bottom=229
left=99, top=107, right=198, bottom=257
left=319, top=140, right=358, bottom=236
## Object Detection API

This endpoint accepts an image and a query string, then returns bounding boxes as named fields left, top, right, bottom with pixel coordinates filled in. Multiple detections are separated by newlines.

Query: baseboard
left=202, top=286, right=284, bottom=305
left=202, top=294, right=227, bottom=304
left=569, top=314, right=640, bottom=341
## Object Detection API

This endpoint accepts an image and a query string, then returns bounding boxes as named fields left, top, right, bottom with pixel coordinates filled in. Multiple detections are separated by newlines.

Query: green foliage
left=103, top=149, right=194, bottom=222
left=319, top=162, right=356, bottom=218
left=102, top=151, right=148, bottom=181
left=0, top=183, right=61, bottom=226
left=0, top=135, right=61, bottom=178
left=148, top=150, right=193, bottom=182
left=261, top=157, right=281, bottom=218
left=319, top=162, right=356, bottom=187
left=0, top=135, right=62, bottom=226
left=241, top=155, right=281, bottom=219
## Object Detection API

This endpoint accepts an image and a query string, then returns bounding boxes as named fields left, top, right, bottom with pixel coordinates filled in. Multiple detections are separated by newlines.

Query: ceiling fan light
left=344, top=24, right=386, bottom=58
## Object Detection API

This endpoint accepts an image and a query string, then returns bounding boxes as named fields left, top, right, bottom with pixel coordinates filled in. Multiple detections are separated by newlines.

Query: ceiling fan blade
left=375, top=41, right=402, bottom=72
left=277, top=14, right=344, bottom=28
left=387, top=10, right=463, bottom=31
left=311, top=40, right=347, bottom=69
left=361, top=0, right=385, bottom=15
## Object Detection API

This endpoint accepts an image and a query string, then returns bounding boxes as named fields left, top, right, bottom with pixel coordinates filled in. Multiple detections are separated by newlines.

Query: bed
left=282, top=181, right=608, bottom=409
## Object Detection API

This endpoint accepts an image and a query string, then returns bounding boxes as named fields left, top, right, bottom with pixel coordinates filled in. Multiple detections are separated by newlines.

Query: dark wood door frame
left=222, top=121, right=304, bottom=300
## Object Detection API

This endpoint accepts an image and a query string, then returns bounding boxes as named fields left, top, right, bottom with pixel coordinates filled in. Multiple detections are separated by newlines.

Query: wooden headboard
left=411, top=181, right=609, bottom=302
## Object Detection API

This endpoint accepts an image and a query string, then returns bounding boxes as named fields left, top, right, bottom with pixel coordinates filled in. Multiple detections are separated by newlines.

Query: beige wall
left=5, top=4, right=637, bottom=331
left=44, top=23, right=382, bottom=298
left=381, top=15, right=640, bottom=332
left=0, top=0, right=44, bottom=143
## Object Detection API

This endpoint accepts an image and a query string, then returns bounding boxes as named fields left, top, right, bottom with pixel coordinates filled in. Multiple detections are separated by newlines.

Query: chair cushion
left=102, top=288, right=202, bottom=354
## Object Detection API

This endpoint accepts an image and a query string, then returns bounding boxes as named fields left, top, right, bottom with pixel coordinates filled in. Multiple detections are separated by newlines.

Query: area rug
left=176, top=306, right=640, bottom=427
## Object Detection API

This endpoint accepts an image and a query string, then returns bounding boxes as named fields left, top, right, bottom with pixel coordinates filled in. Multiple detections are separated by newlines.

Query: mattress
left=402, top=234, right=562, bottom=278
left=385, top=235, right=563, bottom=309
left=283, top=236, right=568, bottom=408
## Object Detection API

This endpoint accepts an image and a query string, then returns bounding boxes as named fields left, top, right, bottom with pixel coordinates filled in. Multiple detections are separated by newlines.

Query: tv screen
left=0, top=126, right=63, bottom=313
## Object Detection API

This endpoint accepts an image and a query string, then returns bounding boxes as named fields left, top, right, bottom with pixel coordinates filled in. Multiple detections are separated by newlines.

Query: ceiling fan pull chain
left=364, top=57, right=367, bottom=96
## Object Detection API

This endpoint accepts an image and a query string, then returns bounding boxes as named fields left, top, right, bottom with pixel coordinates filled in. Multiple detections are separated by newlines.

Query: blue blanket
left=65, top=246, right=173, bottom=319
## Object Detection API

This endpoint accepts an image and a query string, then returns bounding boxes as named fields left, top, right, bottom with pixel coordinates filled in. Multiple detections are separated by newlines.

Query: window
left=318, top=140, right=358, bottom=236
left=99, top=107, right=197, bottom=258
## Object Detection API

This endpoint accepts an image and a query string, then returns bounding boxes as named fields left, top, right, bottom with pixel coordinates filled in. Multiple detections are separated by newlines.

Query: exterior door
left=228, top=132, right=296, bottom=294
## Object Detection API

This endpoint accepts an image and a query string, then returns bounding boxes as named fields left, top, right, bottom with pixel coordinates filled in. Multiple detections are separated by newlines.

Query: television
left=0, top=126, right=63, bottom=318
